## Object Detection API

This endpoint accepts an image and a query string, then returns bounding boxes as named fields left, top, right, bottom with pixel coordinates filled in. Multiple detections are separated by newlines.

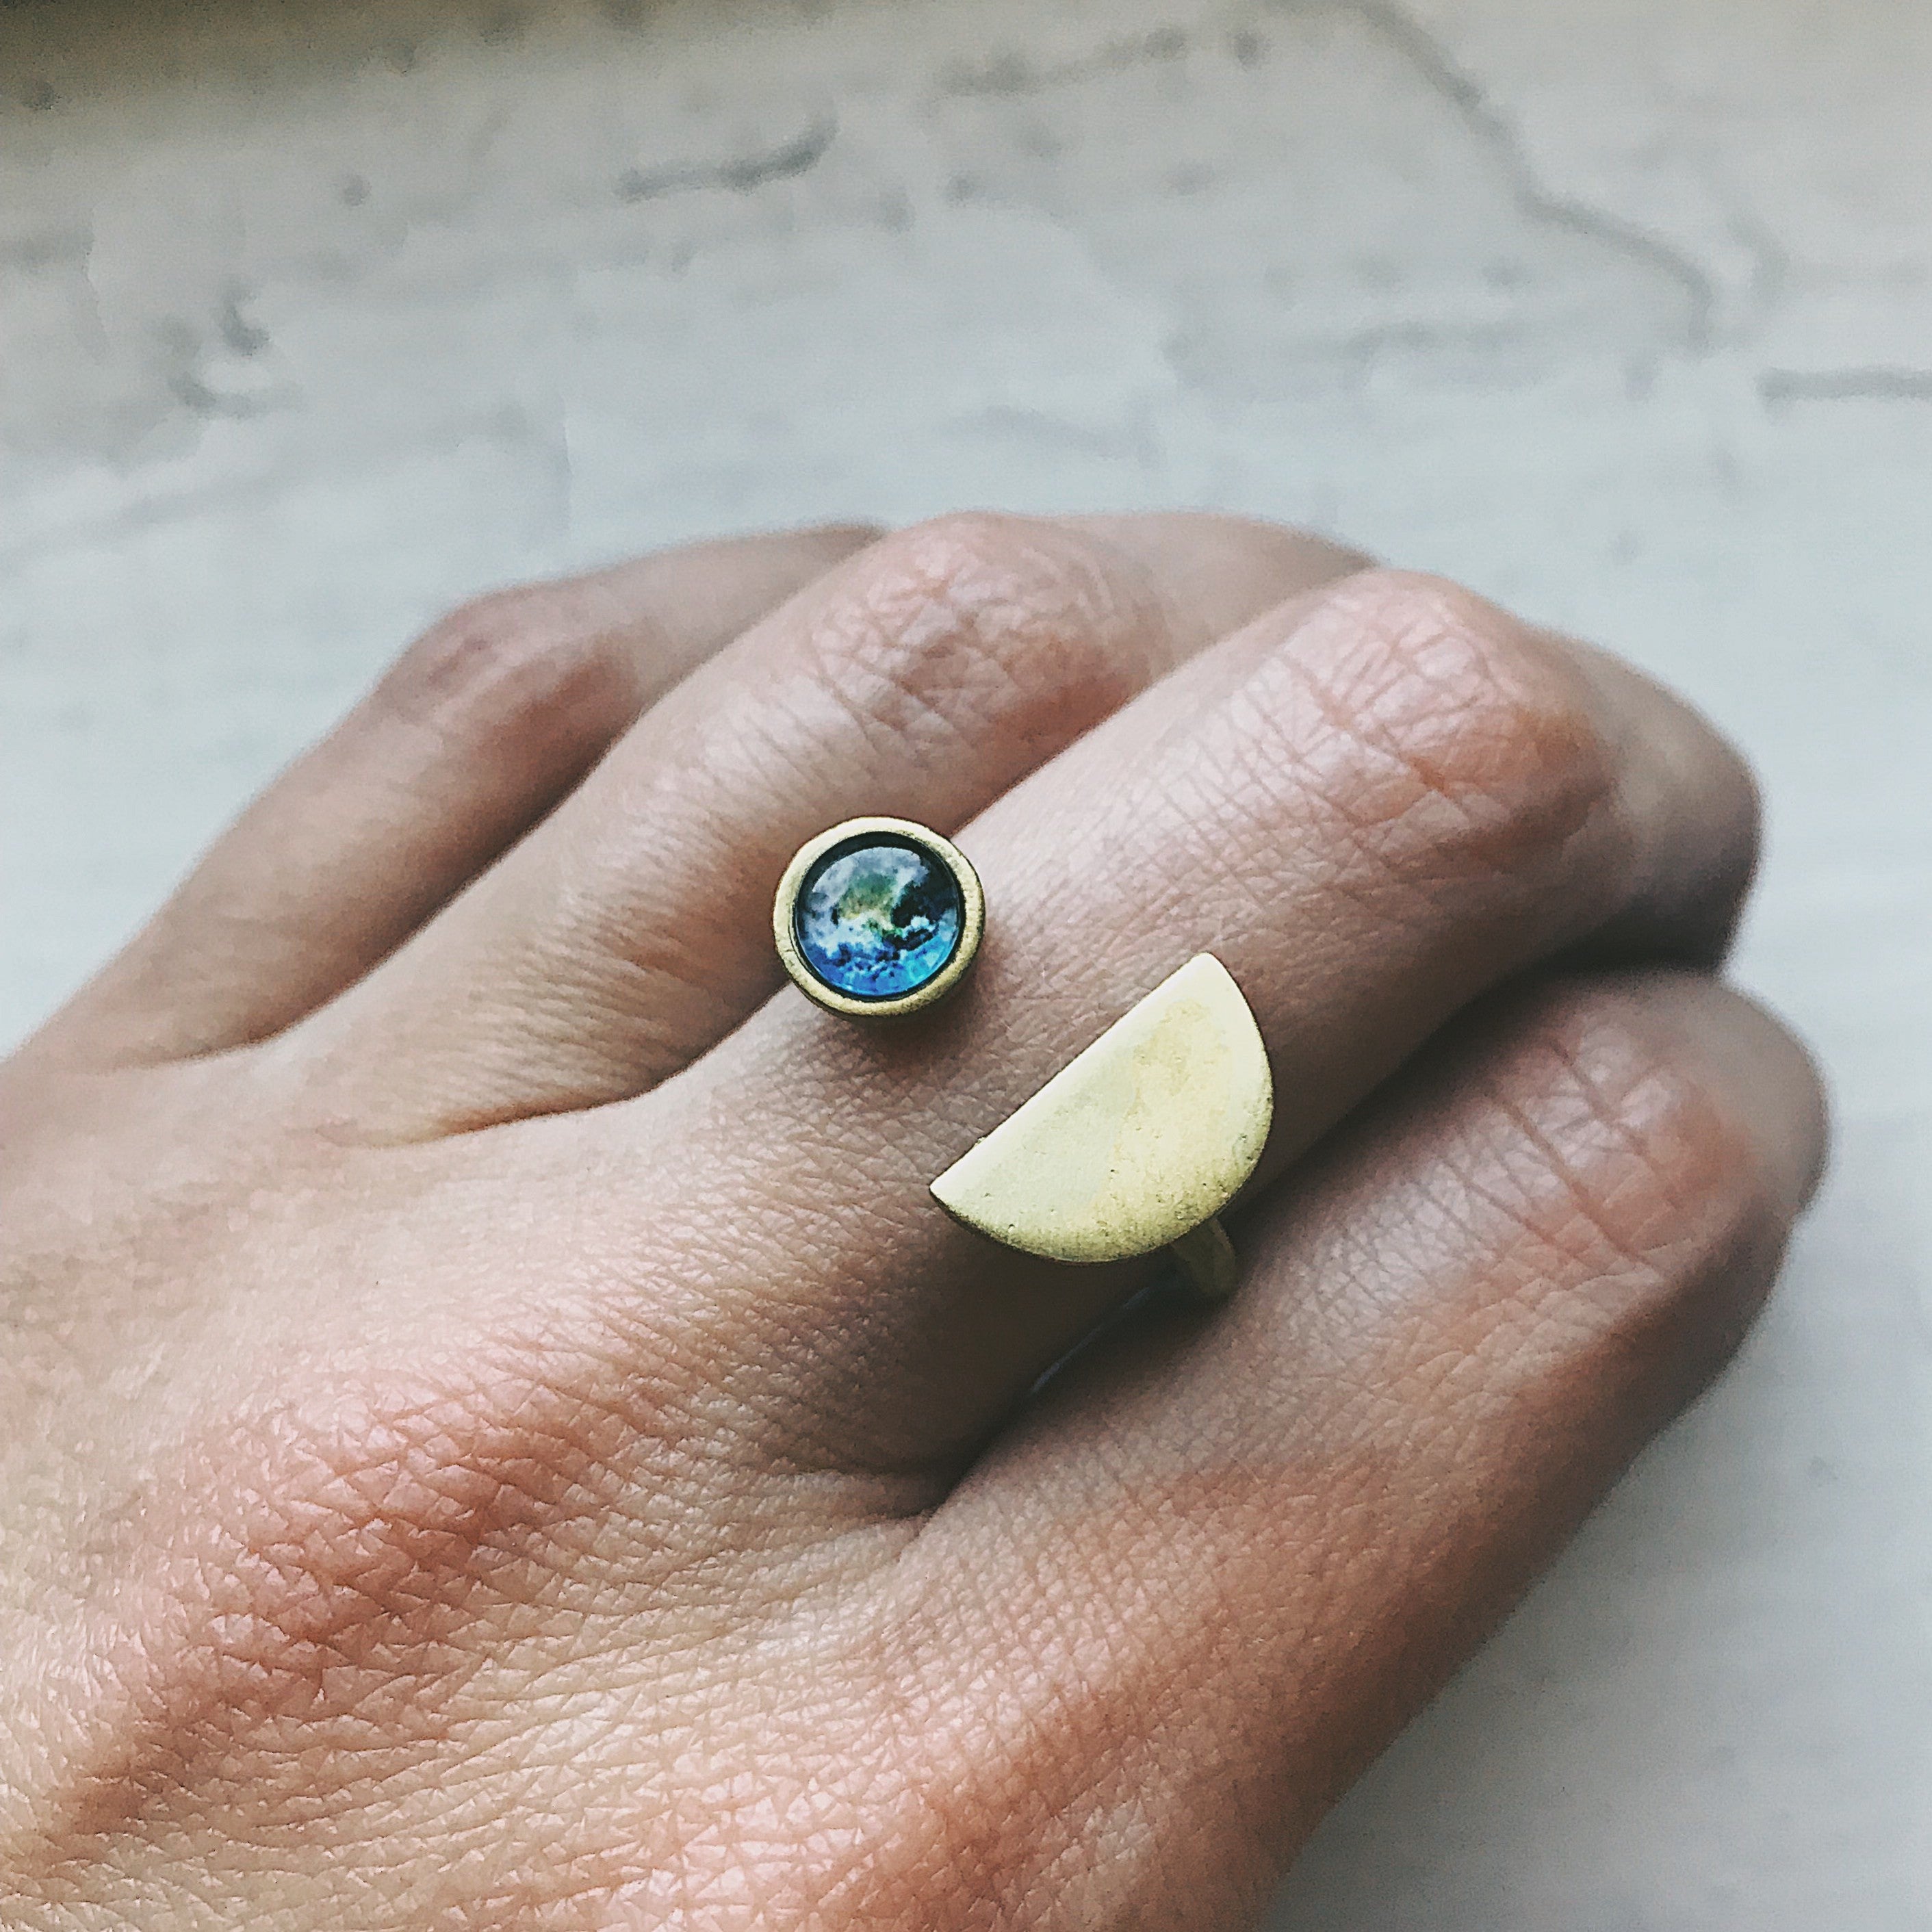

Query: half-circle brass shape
left=930, top=954, right=1273, bottom=1293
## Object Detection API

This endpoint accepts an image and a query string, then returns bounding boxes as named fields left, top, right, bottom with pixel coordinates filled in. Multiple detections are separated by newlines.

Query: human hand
left=0, top=514, right=1825, bottom=1929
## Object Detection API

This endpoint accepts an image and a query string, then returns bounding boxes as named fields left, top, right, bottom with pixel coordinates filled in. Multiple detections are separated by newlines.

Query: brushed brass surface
left=930, top=953, right=1274, bottom=1267
left=773, top=816, right=985, bottom=1019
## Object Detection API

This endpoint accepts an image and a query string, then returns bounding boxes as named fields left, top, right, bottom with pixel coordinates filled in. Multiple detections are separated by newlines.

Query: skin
left=0, top=513, right=1827, bottom=1929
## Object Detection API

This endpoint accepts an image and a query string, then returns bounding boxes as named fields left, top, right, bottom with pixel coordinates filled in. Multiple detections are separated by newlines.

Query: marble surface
left=2, top=0, right=1929, bottom=1923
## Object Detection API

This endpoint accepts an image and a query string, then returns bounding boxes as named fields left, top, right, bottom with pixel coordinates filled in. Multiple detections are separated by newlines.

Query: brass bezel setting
left=773, top=816, right=986, bottom=1020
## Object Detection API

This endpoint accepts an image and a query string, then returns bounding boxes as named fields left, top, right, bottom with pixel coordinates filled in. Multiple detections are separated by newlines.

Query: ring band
left=774, top=817, right=986, bottom=1019
left=931, top=954, right=1272, bottom=1300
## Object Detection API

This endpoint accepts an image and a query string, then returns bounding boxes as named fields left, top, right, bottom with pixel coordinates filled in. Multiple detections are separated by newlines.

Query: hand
left=1, top=515, right=1825, bottom=1929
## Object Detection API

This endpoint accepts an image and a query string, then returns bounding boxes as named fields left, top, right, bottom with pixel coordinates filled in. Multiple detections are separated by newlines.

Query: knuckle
left=1286, top=569, right=1615, bottom=892
left=376, top=583, right=626, bottom=742
left=819, top=513, right=1159, bottom=750
left=1482, top=985, right=1776, bottom=1346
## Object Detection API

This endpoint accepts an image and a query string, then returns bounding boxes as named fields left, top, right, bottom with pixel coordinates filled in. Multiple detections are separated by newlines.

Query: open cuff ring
left=775, top=820, right=1273, bottom=1300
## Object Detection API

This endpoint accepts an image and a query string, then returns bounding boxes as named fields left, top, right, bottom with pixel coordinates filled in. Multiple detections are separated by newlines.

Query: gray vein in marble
left=1760, top=366, right=1932, bottom=405
left=1296, top=0, right=1721, bottom=350
left=616, top=116, right=838, bottom=203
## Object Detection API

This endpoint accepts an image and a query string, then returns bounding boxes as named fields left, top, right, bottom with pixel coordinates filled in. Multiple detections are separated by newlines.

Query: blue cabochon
left=794, top=835, right=964, bottom=1001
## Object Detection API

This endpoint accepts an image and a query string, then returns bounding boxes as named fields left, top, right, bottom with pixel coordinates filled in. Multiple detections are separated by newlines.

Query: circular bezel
left=773, top=816, right=985, bottom=1018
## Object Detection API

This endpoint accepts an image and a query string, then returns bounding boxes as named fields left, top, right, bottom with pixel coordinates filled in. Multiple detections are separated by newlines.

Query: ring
left=931, top=955, right=1273, bottom=1300
left=774, top=816, right=986, bottom=1019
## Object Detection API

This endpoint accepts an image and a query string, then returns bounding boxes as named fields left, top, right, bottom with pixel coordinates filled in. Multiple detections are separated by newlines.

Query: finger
left=554, top=570, right=1763, bottom=1472
left=876, top=974, right=1825, bottom=1929
left=297, top=513, right=1368, bottom=1135
left=25, top=525, right=881, bottom=1070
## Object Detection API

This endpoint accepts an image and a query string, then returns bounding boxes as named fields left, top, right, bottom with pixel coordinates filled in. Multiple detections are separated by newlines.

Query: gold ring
left=931, top=954, right=1272, bottom=1300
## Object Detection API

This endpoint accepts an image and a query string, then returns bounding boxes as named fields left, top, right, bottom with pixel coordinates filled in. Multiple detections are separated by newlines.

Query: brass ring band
left=1167, top=1217, right=1241, bottom=1302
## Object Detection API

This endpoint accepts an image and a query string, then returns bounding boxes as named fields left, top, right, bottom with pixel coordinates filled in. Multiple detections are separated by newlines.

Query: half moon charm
left=929, top=954, right=1274, bottom=1299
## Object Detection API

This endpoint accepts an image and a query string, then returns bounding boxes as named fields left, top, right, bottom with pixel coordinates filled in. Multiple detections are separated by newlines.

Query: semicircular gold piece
left=930, top=954, right=1274, bottom=1265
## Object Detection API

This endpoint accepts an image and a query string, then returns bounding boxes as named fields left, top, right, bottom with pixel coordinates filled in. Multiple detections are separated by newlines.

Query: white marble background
left=3, top=1, right=1929, bottom=1923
